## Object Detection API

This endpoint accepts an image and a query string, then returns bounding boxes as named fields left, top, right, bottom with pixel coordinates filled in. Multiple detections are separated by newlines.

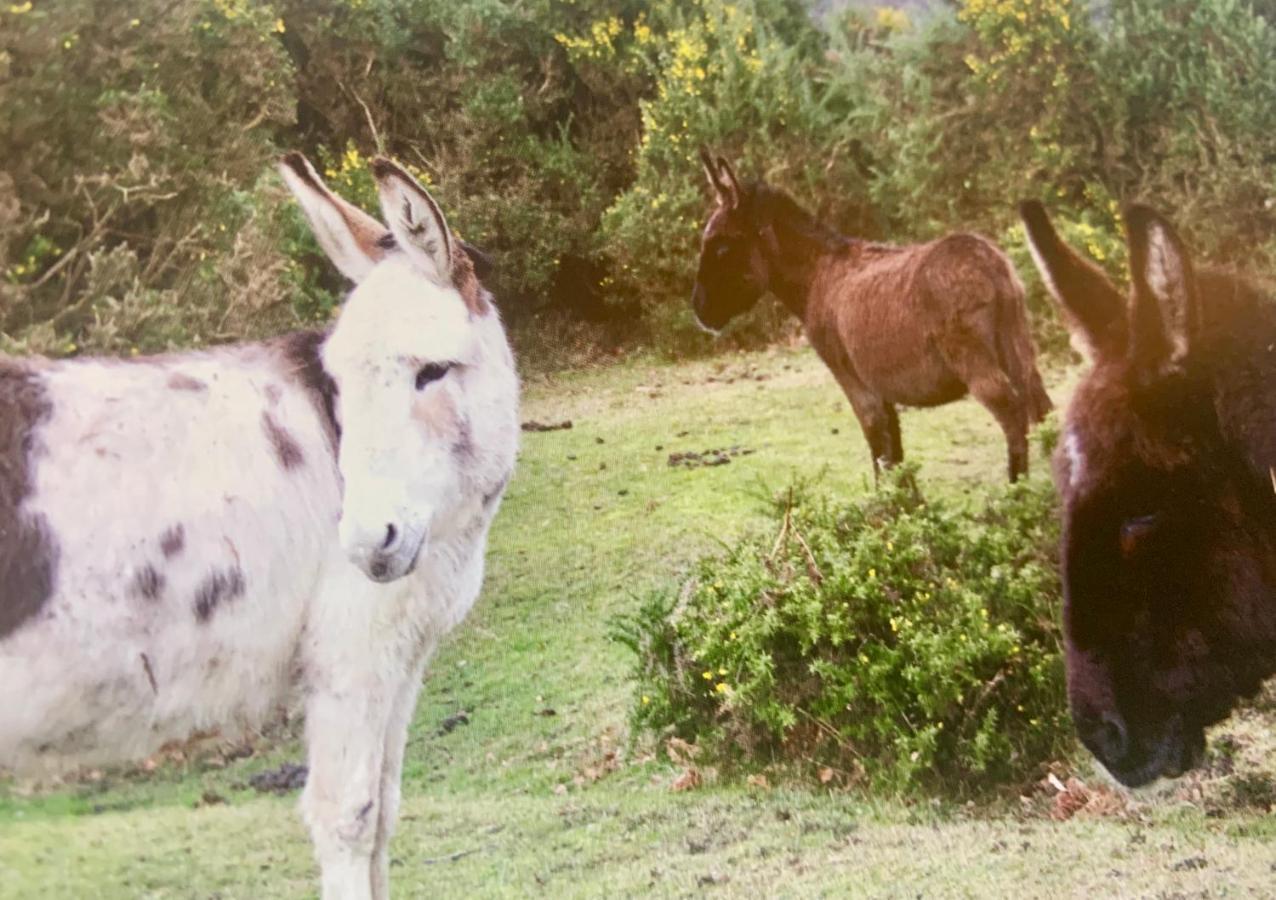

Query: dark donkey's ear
left=460, top=240, right=495, bottom=280
left=1019, top=200, right=1126, bottom=361
left=1124, top=204, right=1199, bottom=380
left=715, top=155, right=741, bottom=208
left=699, top=146, right=740, bottom=209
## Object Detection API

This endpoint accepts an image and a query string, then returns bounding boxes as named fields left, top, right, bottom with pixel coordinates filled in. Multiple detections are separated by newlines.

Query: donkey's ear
left=1125, top=204, right=1199, bottom=379
left=700, top=146, right=736, bottom=208
left=715, top=156, right=742, bottom=208
left=1019, top=200, right=1126, bottom=361
left=370, top=158, right=453, bottom=285
left=700, top=145, right=722, bottom=192
left=278, top=152, right=388, bottom=283
left=459, top=240, right=495, bottom=281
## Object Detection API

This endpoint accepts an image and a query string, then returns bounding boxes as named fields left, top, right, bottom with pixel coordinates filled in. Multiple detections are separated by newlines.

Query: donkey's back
left=807, top=231, right=1052, bottom=481
left=0, top=333, right=341, bottom=772
left=822, top=233, right=1048, bottom=415
left=831, top=233, right=1022, bottom=345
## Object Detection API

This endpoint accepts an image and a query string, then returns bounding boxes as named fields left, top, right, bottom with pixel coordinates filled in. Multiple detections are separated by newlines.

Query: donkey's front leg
left=370, top=655, right=431, bottom=900
left=302, top=686, right=394, bottom=900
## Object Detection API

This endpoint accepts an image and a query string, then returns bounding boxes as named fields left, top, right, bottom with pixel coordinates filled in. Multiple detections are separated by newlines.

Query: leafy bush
left=0, top=0, right=298, bottom=355
left=616, top=467, right=1069, bottom=795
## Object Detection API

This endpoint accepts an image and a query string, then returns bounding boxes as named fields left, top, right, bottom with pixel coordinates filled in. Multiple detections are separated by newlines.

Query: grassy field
left=3, top=345, right=1276, bottom=899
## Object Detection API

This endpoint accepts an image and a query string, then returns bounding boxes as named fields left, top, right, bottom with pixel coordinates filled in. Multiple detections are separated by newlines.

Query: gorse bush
left=1, top=0, right=299, bottom=355
left=616, top=467, right=1069, bottom=795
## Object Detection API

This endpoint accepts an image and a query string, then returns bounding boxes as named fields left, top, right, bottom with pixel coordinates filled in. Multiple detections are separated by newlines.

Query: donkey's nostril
left=382, top=524, right=398, bottom=550
left=1082, top=712, right=1130, bottom=762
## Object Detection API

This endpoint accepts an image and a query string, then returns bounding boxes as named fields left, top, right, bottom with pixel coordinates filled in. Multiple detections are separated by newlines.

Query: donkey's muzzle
left=340, top=516, right=427, bottom=584
left=1081, top=711, right=1205, bottom=788
left=691, top=283, right=724, bottom=333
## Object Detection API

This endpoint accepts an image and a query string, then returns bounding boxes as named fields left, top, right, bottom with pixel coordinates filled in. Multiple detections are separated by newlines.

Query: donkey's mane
left=748, top=183, right=854, bottom=255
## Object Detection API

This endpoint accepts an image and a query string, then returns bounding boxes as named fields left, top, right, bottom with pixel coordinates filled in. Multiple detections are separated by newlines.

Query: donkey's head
left=1022, top=200, right=1276, bottom=787
left=280, top=153, right=517, bottom=584
left=691, top=149, right=772, bottom=331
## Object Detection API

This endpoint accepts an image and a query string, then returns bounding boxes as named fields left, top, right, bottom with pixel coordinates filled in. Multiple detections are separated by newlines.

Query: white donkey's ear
left=371, top=158, right=453, bottom=285
left=278, top=153, right=389, bottom=283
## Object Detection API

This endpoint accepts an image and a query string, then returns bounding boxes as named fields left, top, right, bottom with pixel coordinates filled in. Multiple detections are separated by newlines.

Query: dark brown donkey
left=693, top=151, right=1051, bottom=481
left=1022, top=200, right=1276, bottom=787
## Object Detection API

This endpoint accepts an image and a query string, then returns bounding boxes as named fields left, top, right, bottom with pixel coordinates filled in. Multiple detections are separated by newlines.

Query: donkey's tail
left=995, top=260, right=1053, bottom=424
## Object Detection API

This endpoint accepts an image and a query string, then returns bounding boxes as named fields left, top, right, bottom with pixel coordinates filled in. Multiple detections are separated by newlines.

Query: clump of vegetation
left=616, top=467, right=1070, bottom=795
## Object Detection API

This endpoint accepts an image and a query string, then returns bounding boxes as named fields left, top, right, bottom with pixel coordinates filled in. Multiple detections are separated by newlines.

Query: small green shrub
left=616, top=466, right=1069, bottom=795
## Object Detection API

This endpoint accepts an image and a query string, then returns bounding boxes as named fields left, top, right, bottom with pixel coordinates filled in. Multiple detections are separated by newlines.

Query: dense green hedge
left=3, top=0, right=1274, bottom=360
left=614, top=466, right=1069, bottom=795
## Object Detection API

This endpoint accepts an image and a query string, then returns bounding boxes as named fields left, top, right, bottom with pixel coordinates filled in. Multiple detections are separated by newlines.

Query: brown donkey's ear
left=1125, top=204, right=1199, bottom=380
left=278, top=152, right=390, bottom=283
left=699, top=147, right=740, bottom=208
left=715, top=156, right=742, bottom=208
left=699, top=146, right=723, bottom=193
left=1019, top=200, right=1126, bottom=362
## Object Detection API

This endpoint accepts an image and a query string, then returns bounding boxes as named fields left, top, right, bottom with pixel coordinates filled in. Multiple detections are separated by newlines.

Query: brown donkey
left=1022, top=200, right=1276, bottom=788
left=693, top=151, right=1051, bottom=481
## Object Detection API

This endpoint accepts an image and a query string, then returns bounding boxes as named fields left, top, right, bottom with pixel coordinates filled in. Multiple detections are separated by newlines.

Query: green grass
left=3, top=346, right=1275, bottom=898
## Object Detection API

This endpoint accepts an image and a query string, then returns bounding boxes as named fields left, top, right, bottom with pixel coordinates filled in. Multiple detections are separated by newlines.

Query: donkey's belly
left=853, top=344, right=967, bottom=407
left=0, top=530, right=333, bottom=774
left=0, top=355, right=343, bottom=774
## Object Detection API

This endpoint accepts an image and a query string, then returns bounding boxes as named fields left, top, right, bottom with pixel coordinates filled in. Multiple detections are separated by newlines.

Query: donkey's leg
left=940, top=335, right=1029, bottom=482
left=824, top=362, right=895, bottom=476
left=846, top=392, right=895, bottom=476
left=884, top=403, right=903, bottom=467
left=300, top=572, right=418, bottom=900
left=302, top=686, right=389, bottom=900
left=369, top=655, right=430, bottom=900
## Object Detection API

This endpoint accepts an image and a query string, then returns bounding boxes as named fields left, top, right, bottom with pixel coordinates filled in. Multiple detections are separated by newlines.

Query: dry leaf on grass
left=666, top=737, right=700, bottom=767
left=1042, top=774, right=1129, bottom=821
left=671, top=767, right=702, bottom=792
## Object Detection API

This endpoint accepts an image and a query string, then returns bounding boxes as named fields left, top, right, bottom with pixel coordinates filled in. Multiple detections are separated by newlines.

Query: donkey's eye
left=715, top=243, right=731, bottom=259
left=414, top=362, right=451, bottom=390
left=1120, top=514, right=1160, bottom=556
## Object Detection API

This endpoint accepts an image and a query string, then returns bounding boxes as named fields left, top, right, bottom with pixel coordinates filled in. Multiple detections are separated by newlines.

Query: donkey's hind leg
left=940, top=334, right=1029, bottom=482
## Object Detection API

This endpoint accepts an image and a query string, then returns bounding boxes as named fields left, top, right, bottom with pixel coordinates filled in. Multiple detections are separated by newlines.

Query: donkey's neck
left=756, top=190, right=852, bottom=321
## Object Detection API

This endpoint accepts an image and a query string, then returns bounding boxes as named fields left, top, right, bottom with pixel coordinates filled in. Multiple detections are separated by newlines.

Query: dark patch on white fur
left=167, top=372, right=207, bottom=392
left=261, top=411, right=305, bottom=471
left=132, top=564, right=164, bottom=602
left=193, top=567, right=246, bottom=623
left=140, top=652, right=158, bottom=694
left=160, top=524, right=185, bottom=559
left=0, top=360, right=58, bottom=641
left=278, top=330, right=340, bottom=451
left=451, top=419, right=475, bottom=463
left=482, top=476, right=509, bottom=509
